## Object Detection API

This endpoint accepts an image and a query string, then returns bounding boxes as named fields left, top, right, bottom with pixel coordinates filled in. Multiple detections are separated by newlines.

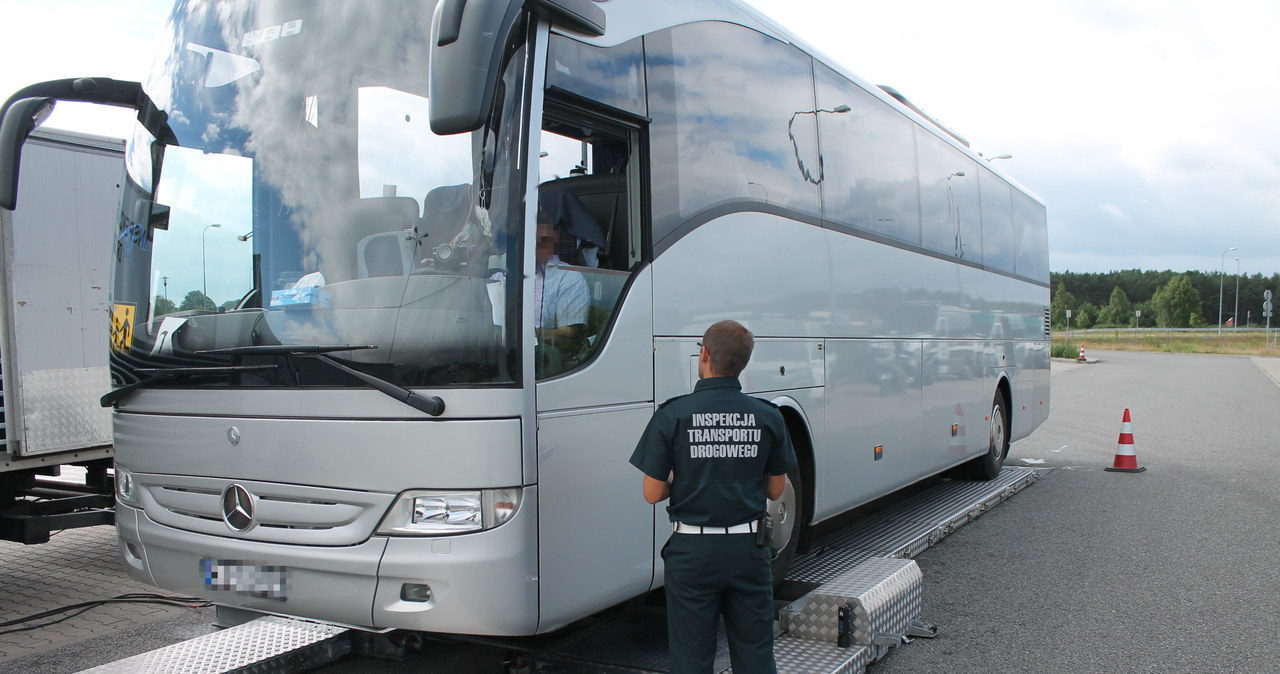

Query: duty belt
left=673, top=520, right=758, bottom=535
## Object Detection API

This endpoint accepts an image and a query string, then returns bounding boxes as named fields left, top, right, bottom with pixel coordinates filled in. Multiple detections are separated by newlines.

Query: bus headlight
left=377, top=488, right=522, bottom=535
left=115, top=468, right=140, bottom=506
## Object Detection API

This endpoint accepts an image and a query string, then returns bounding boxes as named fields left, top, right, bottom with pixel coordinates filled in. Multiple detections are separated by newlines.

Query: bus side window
left=1013, top=191, right=1049, bottom=284
left=815, top=63, right=920, bottom=245
left=917, top=128, right=980, bottom=260
left=979, top=171, right=1015, bottom=273
left=536, top=105, right=641, bottom=379
left=645, top=21, right=821, bottom=248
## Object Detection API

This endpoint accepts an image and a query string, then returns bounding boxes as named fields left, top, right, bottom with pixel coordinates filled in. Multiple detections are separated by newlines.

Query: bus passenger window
left=979, top=171, right=1015, bottom=273
left=917, top=128, right=979, bottom=261
left=815, top=63, right=920, bottom=244
left=536, top=110, right=640, bottom=379
left=1013, top=191, right=1049, bottom=283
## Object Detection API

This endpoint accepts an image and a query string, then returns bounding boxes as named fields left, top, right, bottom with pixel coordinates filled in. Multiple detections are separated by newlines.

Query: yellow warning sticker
left=111, top=303, right=135, bottom=353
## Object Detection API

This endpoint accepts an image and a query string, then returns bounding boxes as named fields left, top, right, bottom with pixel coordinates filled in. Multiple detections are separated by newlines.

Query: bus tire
left=768, top=465, right=802, bottom=591
left=968, top=390, right=1009, bottom=480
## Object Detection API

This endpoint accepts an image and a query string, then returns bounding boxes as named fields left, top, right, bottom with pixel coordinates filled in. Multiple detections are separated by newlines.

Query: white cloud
left=1099, top=203, right=1130, bottom=222
left=744, top=0, right=1280, bottom=274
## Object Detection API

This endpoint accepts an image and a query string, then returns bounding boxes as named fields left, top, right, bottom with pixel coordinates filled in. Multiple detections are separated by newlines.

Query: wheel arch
left=993, top=374, right=1012, bottom=458
left=769, top=396, right=815, bottom=549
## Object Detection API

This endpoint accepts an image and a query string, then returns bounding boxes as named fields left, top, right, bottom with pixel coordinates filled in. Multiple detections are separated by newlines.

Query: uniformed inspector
left=629, top=320, right=797, bottom=674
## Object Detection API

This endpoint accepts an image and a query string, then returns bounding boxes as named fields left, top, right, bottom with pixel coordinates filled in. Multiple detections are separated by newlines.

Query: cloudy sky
left=2, top=0, right=1277, bottom=276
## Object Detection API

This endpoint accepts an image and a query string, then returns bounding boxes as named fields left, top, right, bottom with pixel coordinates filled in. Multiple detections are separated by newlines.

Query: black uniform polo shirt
left=630, top=376, right=797, bottom=528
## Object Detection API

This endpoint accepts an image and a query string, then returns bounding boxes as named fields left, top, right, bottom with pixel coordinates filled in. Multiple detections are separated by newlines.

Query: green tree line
left=1051, top=269, right=1280, bottom=330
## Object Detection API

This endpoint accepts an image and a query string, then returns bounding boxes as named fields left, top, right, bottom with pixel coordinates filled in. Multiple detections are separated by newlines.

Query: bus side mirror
left=0, top=77, right=175, bottom=211
left=528, top=0, right=605, bottom=37
left=429, top=0, right=521, bottom=136
left=428, top=0, right=605, bottom=136
left=0, top=97, right=55, bottom=211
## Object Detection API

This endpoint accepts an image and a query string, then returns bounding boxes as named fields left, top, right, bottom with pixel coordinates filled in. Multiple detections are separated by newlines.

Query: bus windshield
left=112, top=0, right=527, bottom=389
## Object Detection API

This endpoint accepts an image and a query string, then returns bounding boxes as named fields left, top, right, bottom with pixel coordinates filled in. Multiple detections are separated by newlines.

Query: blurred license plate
left=201, top=559, right=288, bottom=599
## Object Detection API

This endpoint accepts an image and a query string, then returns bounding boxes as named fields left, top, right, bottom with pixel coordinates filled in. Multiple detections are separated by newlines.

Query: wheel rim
left=989, top=403, right=1005, bottom=460
left=767, top=476, right=796, bottom=558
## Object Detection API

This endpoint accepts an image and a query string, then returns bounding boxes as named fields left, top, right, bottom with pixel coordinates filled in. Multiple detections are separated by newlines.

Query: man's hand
left=537, top=323, right=585, bottom=349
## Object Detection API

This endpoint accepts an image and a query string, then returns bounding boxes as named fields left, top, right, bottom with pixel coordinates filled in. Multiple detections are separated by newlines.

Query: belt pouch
left=755, top=514, right=773, bottom=547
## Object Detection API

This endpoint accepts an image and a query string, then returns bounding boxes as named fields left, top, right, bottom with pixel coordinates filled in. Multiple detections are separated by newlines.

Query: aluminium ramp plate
left=787, top=467, right=1042, bottom=585
left=773, top=638, right=867, bottom=674
left=76, top=615, right=350, bottom=674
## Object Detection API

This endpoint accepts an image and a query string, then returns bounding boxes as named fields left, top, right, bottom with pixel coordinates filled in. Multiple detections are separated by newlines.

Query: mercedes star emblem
left=221, top=483, right=256, bottom=532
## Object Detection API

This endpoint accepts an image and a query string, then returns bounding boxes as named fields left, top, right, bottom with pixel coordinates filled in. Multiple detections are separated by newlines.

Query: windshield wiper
left=199, top=345, right=447, bottom=417
left=100, top=365, right=278, bottom=408
left=203, top=345, right=378, bottom=356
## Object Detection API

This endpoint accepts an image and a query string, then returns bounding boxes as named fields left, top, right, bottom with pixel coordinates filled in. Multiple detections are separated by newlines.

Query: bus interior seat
left=358, top=230, right=415, bottom=277
left=532, top=177, right=627, bottom=269
left=338, top=196, right=422, bottom=280
left=423, top=183, right=472, bottom=244
left=538, top=188, right=605, bottom=267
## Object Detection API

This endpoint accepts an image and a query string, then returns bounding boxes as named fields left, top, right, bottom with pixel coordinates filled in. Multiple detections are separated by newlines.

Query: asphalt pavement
left=874, top=350, right=1280, bottom=673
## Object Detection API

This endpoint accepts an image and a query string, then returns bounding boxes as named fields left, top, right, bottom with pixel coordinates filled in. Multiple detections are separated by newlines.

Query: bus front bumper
left=116, top=486, right=540, bottom=635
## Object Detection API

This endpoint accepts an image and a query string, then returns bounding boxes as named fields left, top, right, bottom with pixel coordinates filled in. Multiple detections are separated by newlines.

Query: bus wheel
left=968, top=391, right=1008, bottom=480
left=768, top=466, right=802, bottom=590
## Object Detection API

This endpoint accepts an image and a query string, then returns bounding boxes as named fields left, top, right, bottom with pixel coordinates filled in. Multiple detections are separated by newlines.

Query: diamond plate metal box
left=782, top=557, right=922, bottom=662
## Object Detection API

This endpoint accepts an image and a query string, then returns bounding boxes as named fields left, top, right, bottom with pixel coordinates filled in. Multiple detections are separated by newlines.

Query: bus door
left=532, top=98, right=653, bottom=631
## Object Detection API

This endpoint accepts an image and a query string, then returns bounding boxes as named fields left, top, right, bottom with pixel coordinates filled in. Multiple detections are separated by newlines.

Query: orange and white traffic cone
left=1077, top=346, right=1086, bottom=362
left=948, top=403, right=966, bottom=456
left=1105, top=408, right=1146, bottom=473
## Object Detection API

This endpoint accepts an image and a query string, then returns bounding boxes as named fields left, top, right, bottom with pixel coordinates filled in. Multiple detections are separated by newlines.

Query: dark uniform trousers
left=663, top=532, right=776, bottom=674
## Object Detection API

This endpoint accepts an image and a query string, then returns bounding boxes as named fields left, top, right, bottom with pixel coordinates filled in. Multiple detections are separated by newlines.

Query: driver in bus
left=534, top=210, right=590, bottom=366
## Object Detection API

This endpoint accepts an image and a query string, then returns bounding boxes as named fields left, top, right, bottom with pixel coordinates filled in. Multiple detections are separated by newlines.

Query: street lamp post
left=203, top=223, right=222, bottom=310
left=1234, top=258, right=1240, bottom=331
left=1219, top=246, right=1237, bottom=334
left=947, top=171, right=966, bottom=257
left=788, top=105, right=850, bottom=185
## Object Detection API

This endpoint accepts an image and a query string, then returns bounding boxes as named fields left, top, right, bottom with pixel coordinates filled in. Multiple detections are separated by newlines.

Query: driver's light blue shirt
left=535, top=255, right=589, bottom=329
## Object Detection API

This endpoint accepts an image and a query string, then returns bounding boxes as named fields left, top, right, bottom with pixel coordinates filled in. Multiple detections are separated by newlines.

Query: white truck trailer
left=0, top=128, right=123, bottom=544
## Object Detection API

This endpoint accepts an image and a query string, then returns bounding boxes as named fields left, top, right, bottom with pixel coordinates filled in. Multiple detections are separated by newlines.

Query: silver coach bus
left=0, top=0, right=1048, bottom=636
